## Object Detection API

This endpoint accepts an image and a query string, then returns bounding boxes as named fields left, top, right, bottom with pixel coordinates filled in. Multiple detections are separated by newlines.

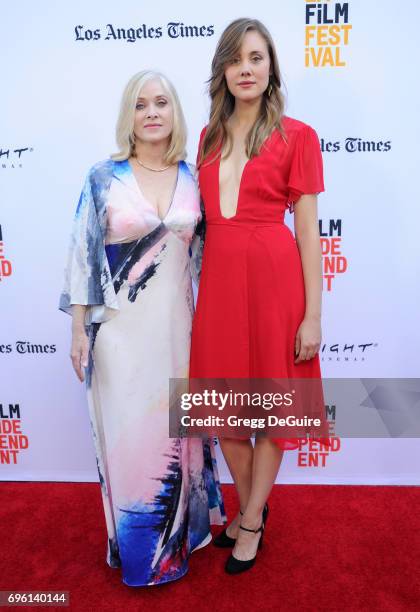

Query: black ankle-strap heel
left=225, top=522, right=265, bottom=574
left=213, top=503, right=268, bottom=550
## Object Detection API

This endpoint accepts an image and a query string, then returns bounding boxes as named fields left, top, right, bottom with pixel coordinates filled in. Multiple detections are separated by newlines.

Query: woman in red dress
left=190, top=18, right=326, bottom=574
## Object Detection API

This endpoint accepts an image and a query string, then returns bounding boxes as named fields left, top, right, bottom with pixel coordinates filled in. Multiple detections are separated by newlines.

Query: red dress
left=190, top=116, right=326, bottom=450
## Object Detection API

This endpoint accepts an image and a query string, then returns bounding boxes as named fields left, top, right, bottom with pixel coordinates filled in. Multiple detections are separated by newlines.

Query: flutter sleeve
left=59, top=163, right=119, bottom=325
left=287, top=124, right=325, bottom=212
left=190, top=128, right=207, bottom=286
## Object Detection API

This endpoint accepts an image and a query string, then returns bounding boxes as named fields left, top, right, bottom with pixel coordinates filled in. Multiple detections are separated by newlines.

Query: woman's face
left=224, top=30, right=271, bottom=103
left=133, top=78, right=174, bottom=145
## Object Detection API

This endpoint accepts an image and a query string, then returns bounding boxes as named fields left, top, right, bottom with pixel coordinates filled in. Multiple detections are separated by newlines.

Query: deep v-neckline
left=127, top=159, right=180, bottom=223
left=217, top=154, right=251, bottom=220
left=216, top=129, right=278, bottom=220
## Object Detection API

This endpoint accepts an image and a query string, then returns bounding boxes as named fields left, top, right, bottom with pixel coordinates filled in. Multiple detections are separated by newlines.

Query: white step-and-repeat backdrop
left=1, top=1, right=419, bottom=484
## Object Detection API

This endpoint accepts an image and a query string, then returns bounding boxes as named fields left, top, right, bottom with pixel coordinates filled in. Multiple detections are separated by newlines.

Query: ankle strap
left=239, top=524, right=263, bottom=534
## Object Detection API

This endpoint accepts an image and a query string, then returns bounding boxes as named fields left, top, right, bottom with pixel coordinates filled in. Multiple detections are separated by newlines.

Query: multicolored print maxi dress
left=59, top=158, right=226, bottom=587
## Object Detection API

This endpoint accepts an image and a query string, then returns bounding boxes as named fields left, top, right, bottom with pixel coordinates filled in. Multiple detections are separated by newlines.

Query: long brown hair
left=199, top=18, right=286, bottom=167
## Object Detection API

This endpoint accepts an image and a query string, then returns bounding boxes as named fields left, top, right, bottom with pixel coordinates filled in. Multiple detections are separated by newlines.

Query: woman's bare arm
left=293, top=194, right=322, bottom=363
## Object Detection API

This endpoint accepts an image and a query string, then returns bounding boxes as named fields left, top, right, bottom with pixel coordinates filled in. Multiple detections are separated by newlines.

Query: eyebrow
left=136, top=95, right=168, bottom=101
left=233, top=49, right=265, bottom=57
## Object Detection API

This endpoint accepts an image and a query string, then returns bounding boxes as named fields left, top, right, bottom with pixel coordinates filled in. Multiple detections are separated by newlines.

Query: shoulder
left=87, top=158, right=116, bottom=183
left=277, top=117, right=322, bottom=158
left=82, top=160, right=116, bottom=215
left=281, top=116, right=318, bottom=139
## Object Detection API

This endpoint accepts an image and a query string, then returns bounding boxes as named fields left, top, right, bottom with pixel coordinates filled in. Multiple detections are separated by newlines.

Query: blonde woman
left=190, top=18, right=329, bottom=574
left=60, top=71, right=225, bottom=587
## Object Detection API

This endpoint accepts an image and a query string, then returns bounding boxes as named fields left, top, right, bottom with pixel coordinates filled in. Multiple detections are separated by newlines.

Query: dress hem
left=106, top=531, right=212, bottom=587
left=122, top=568, right=190, bottom=588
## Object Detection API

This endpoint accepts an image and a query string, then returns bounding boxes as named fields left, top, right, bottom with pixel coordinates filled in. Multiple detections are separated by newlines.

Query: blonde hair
left=199, top=18, right=286, bottom=166
left=112, top=70, right=187, bottom=163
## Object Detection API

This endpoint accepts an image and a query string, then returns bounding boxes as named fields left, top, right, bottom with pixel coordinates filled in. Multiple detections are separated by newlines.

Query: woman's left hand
left=294, top=317, right=322, bottom=363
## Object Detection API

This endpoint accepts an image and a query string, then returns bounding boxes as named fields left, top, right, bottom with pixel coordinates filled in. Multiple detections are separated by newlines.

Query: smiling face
left=133, top=78, right=174, bottom=145
left=224, top=30, right=271, bottom=103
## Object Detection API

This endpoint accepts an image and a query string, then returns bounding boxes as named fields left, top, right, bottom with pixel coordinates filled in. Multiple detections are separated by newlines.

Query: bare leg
left=231, top=438, right=284, bottom=561
left=219, top=437, right=253, bottom=537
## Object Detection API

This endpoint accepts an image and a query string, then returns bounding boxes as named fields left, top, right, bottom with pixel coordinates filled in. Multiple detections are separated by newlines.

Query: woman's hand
left=294, top=317, right=321, bottom=363
left=70, top=328, right=89, bottom=382
left=70, top=305, right=89, bottom=382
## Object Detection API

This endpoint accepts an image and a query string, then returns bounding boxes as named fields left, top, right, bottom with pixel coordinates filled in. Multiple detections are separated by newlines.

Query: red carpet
left=1, top=483, right=419, bottom=611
